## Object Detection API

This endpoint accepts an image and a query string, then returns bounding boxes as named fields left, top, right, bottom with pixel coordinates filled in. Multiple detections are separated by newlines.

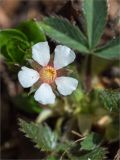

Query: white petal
left=55, top=76, right=78, bottom=96
left=54, top=45, right=76, bottom=70
left=18, top=66, right=39, bottom=88
left=34, top=83, right=55, bottom=105
left=32, top=41, right=50, bottom=66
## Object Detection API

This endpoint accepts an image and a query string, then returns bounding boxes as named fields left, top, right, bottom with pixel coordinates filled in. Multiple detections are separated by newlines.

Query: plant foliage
left=0, top=29, right=28, bottom=48
left=39, top=17, right=89, bottom=53
left=1, top=0, right=119, bottom=159
left=39, top=0, right=120, bottom=60
left=19, top=119, right=57, bottom=151
left=81, top=132, right=101, bottom=151
left=0, top=20, right=46, bottom=64
left=76, top=147, right=107, bottom=160
left=95, top=37, right=120, bottom=59
left=18, top=20, right=46, bottom=44
left=83, top=0, right=108, bottom=49
left=98, top=89, right=120, bottom=111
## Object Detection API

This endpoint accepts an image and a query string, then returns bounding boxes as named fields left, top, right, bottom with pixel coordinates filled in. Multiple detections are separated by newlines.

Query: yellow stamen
left=40, top=66, right=57, bottom=84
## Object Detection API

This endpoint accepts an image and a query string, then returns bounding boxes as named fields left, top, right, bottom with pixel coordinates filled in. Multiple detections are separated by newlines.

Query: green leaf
left=0, top=29, right=28, bottom=48
left=6, top=38, right=29, bottom=64
left=0, top=45, right=12, bottom=61
left=81, top=132, right=101, bottom=151
left=78, top=147, right=107, bottom=160
left=18, top=19, right=46, bottom=44
left=83, top=0, right=108, bottom=49
left=39, top=17, right=89, bottom=53
left=98, top=89, right=120, bottom=111
left=95, top=37, right=120, bottom=59
left=19, top=119, right=57, bottom=151
left=12, top=94, right=41, bottom=113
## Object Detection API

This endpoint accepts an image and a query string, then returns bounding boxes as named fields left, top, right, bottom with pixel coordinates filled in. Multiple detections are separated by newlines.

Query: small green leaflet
left=19, top=119, right=57, bottom=151
left=78, top=147, right=107, bottom=160
left=98, top=89, right=120, bottom=111
left=39, top=17, right=89, bottom=53
left=83, top=0, right=108, bottom=49
left=81, top=132, right=101, bottom=151
left=95, top=37, right=120, bottom=59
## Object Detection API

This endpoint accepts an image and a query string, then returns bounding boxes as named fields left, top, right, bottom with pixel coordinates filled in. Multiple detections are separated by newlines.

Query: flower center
left=40, top=66, right=57, bottom=84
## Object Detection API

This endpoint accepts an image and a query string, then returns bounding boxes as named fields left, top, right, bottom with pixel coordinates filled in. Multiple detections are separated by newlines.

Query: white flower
left=18, top=41, right=78, bottom=105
